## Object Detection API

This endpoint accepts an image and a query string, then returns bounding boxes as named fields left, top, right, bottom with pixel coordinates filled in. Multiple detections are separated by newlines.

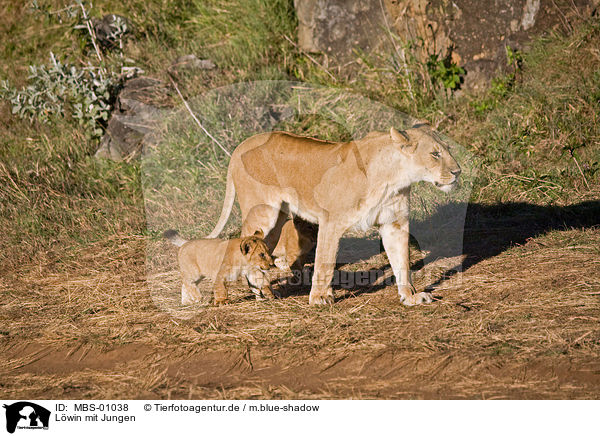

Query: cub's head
left=390, top=123, right=461, bottom=192
left=240, top=230, right=274, bottom=270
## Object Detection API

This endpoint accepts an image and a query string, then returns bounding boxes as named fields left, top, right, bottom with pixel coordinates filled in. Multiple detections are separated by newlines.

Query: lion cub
left=164, top=229, right=276, bottom=305
left=272, top=217, right=317, bottom=271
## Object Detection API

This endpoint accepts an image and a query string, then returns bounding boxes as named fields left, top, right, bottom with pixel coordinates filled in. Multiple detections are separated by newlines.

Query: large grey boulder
left=95, top=77, right=172, bottom=160
left=295, top=0, right=390, bottom=55
left=294, top=0, right=598, bottom=90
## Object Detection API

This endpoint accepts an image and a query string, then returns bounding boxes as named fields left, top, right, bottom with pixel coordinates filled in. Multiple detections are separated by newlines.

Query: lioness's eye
left=431, top=151, right=441, bottom=159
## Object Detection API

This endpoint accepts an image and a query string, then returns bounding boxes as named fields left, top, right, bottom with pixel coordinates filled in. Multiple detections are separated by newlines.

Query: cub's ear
left=253, top=229, right=264, bottom=239
left=240, top=238, right=251, bottom=255
left=390, top=127, right=413, bottom=149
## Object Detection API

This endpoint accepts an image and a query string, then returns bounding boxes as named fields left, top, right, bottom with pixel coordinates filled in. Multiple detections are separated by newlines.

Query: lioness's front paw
left=400, top=291, right=433, bottom=306
left=309, top=290, right=334, bottom=305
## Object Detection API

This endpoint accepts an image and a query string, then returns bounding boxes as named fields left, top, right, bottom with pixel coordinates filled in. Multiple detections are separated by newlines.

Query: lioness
left=164, top=229, right=276, bottom=305
left=208, top=123, right=461, bottom=305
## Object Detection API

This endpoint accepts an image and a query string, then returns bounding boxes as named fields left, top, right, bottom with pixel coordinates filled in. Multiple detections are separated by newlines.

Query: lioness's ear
left=240, top=238, right=251, bottom=255
left=253, top=229, right=264, bottom=239
left=390, top=127, right=412, bottom=149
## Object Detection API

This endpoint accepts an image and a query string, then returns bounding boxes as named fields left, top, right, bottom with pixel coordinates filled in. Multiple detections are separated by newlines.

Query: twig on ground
left=569, top=151, right=591, bottom=191
left=283, top=34, right=337, bottom=83
left=76, top=1, right=106, bottom=78
left=167, top=73, right=231, bottom=157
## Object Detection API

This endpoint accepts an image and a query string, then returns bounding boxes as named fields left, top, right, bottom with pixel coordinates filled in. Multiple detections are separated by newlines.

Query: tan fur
left=165, top=230, right=275, bottom=305
left=272, top=217, right=318, bottom=271
left=209, top=123, right=461, bottom=306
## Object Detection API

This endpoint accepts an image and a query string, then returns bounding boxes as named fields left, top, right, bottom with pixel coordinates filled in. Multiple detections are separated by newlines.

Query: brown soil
left=1, top=209, right=599, bottom=399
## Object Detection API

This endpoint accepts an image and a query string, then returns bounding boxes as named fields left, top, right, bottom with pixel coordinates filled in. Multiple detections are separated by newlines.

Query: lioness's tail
left=163, top=229, right=188, bottom=247
left=207, top=164, right=235, bottom=238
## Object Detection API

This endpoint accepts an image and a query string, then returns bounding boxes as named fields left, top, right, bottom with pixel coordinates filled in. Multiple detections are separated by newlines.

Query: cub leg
left=272, top=220, right=299, bottom=272
left=272, top=217, right=318, bottom=271
left=180, top=266, right=204, bottom=304
left=309, top=221, right=344, bottom=305
left=286, top=218, right=317, bottom=271
left=212, top=265, right=230, bottom=305
left=181, top=281, right=201, bottom=305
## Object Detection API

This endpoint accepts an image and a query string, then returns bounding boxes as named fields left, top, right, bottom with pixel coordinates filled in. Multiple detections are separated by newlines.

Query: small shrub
left=0, top=1, right=133, bottom=139
left=0, top=53, right=117, bottom=139
left=426, top=53, right=465, bottom=90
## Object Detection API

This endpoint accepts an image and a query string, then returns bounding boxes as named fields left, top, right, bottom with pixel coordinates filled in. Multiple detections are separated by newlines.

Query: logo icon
left=3, top=402, right=50, bottom=434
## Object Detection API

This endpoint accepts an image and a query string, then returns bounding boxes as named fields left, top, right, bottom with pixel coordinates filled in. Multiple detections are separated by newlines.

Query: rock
left=95, top=77, right=172, bottom=160
left=169, top=55, right=216, bottom=73
left=92, top=14, right=132, bottom=51
left=521, top=0, right=541, bottom=31
left=294, top=0, right=390, bottom=57
left=294, top=0, right=596, bottom=90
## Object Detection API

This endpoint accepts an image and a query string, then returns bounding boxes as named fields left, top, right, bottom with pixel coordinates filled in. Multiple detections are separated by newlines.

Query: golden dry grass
left=1, top=218, right=599, bottom=399
left=1, top=1, right=599, bottom=401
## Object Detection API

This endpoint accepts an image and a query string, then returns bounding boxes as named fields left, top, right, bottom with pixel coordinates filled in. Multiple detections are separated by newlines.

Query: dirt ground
left=1, top=202, right=599, bottom=399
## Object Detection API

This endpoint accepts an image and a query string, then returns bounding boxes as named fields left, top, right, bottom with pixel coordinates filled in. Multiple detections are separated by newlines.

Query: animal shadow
left=272, top=200, right=600, bottom=299
left=422, top=200, right=600, bottom=290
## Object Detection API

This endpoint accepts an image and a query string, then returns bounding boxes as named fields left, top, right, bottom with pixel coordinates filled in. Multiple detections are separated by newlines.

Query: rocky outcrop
left=294, top=0, right=391, bottom=55
left=295, top=0, right=597, bottom=90
left=94, top=77, right=172, bottom=160
left=95, top=52, right=219, bottom=160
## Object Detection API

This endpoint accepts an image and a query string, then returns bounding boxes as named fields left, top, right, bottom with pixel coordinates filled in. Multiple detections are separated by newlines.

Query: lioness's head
left=390, top=123, right=461, bottom=192
left=240, top=230, right=275, bottom=270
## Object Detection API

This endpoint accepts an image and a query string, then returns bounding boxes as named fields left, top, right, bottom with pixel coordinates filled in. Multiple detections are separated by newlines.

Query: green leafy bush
left=0, top=1, right=132, bottom=139
left=426, top=53, right=465, bottom=90
left=0, top=53, right=116, bottom=138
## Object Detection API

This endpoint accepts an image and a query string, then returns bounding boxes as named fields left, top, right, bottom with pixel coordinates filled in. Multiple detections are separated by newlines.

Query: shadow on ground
left=277, top=200, right=600, bottom=298
left=428, top=200, right=600, bottom=288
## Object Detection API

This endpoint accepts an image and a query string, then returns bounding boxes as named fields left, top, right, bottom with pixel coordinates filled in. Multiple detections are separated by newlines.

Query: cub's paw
left=274, top=257, right=292, bottom=272
left=181, top=294, right=195, bottom=305
left=400, top=291, right=433, bottom=306
left=309, top=290, right=334, bottom=306
left=258, top=287, right=281, bottom=300
left=182, top=289, right=200, bottom=305
left=214, top=298, right=229, bottom=306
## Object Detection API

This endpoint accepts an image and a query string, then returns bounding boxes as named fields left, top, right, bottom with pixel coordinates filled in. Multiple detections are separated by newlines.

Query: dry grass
left=1, top=2, right=599, bottom=399
left=1, top=222, right=599, bottom=399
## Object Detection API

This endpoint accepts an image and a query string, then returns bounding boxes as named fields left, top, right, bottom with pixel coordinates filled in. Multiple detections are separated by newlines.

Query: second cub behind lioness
left=164, top=229, right=276, bottom=305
